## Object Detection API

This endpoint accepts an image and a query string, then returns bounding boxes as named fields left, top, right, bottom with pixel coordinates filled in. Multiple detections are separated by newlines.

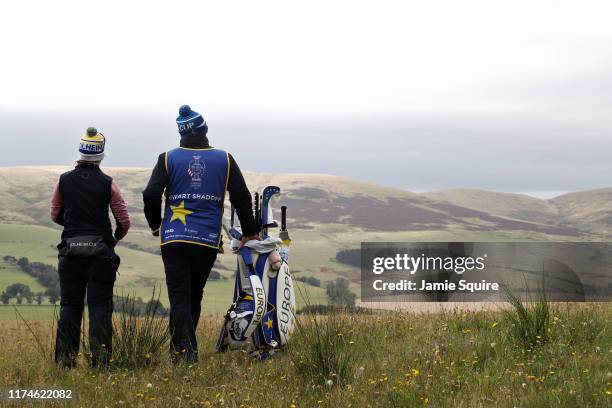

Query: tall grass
left=14, top=289, right=169, bottom=368
left=108, top=288, right=170, bottom=369
left=3, top=304, right=610, bottom=406
left=13, top=304, right=52, bottom=358
left=502, top=279, right=550, bottom=347
left=289, top=288, right=357, bottom=386
left=290, top=311, right=357, bottom=386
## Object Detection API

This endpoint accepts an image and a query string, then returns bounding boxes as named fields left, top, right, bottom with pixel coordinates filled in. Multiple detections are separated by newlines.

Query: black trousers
left=55, top=253, right=119, bottom=367
left=161, top=242, right=217, bottom=361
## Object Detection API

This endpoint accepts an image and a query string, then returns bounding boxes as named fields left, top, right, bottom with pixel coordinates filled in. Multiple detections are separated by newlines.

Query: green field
left=0, top=264, right=47, bottom=294
left=0, top=305, right=58, bottom=320
left=0, top=224, right=328, bottom=317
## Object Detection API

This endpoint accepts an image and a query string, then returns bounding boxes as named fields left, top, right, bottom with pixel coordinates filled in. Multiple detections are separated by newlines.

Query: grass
left=105, top=291, right=170, bottom=369
left=0, top=283, right=327, bottom=321
left=290, top=309, right=358, bottom=386
left=502, top=282, right=551, bottom=347
left=0, top=303, right=609, bottom=407
left=0, top=264, right=48, bottom=294
left=0, top=305, right=58, bottom=320
left=0, top=224, right=329, bottom=315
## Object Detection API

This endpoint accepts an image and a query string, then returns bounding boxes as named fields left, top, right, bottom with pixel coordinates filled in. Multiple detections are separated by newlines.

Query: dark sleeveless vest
left=59, top=163, right=113, bottom=242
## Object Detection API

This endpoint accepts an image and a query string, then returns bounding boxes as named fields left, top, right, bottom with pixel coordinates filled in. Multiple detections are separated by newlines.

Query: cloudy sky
left=0, top=0, right=610, bottom=197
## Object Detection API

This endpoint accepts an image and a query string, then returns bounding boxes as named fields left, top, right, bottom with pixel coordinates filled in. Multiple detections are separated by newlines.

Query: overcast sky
left=0, top=0, right=610, bottom=197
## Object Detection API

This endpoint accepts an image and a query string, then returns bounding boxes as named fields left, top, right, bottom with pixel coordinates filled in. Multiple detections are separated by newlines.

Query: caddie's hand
left=240, top=234, right=261, bottom=248
left=151, top=228, right=160, bottom=237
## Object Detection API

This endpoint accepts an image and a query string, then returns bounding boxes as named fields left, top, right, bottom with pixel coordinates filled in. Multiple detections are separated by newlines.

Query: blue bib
left=161, top=147, right=229, bottom=248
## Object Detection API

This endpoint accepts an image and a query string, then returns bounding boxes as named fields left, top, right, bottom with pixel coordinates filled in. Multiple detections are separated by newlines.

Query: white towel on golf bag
left=230, top=237, right=282, bottom=253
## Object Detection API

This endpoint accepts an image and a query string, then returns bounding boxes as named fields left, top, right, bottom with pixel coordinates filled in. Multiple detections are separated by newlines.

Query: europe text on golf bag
left=216, top=186, right=296, bottom=357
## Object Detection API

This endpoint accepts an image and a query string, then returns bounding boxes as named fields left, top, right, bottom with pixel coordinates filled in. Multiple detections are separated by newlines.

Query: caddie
left=142, top=105, right=259, bottom=363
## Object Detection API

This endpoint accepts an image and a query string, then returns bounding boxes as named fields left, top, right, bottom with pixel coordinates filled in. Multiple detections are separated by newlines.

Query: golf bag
left=216, top=186, right=296, bottom=355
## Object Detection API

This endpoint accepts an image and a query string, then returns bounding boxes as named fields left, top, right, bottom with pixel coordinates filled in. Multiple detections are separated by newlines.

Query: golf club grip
left=281, top=206, right=287, bottom=231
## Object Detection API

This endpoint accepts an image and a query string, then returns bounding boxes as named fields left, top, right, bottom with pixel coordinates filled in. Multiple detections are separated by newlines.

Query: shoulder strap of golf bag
left=215, top=247, right=267, bottom=352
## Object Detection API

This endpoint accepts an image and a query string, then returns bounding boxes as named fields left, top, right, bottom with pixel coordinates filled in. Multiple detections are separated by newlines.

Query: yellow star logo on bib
left=266, top=318, right=274, bottom=329
left=169, top=200, right=193, bottom=225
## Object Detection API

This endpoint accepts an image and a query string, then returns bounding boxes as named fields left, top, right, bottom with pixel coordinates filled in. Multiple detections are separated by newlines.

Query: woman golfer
left=50, top=127, right=130, bottom=368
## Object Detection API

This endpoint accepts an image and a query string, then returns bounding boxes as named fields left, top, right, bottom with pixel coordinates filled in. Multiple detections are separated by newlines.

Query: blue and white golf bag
left=216, top=186, right=296, bottom=355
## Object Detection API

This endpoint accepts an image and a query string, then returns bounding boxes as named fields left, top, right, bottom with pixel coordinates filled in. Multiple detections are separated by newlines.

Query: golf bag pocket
left=62, top=235, right=109, bottom=258
left=258, top=261, right=296, bottom=348
left=217, top=273, right=267, bottom=351
left=273, top=262, right=296, bottom=346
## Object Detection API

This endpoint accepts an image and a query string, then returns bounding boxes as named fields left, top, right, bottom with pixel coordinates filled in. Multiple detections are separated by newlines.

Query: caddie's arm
left=142, top=153, right=168, bottom=236
left=227, top=154, right=258, bottom=240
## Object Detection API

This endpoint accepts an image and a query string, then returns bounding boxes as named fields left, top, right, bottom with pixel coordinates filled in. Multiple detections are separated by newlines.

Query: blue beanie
left=176, top=105, right=207, bottom=136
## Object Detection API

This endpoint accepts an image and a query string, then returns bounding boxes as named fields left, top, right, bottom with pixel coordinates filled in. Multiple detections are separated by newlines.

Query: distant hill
left=550, top=188, right=612, bottom=236
left=423, top=189, right=560, bottom=225
left=0, top=166, right=608, bottom=239
left=0, top=166, right=609, bottom=303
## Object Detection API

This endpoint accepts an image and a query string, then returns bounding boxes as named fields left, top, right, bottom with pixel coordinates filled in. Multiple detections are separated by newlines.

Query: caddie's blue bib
left=161, top=147, right=229, bottom=248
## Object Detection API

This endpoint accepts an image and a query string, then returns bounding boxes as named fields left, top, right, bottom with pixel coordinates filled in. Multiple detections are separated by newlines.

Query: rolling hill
left=0, top=166, right=609, bottom=314
left=0, top=166, right=607, bottom=238
left=550, top=187, right=612, bottom=236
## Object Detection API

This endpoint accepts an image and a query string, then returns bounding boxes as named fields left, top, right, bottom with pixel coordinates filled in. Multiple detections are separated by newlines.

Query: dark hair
left=76, top=160, right=101, bottom=166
